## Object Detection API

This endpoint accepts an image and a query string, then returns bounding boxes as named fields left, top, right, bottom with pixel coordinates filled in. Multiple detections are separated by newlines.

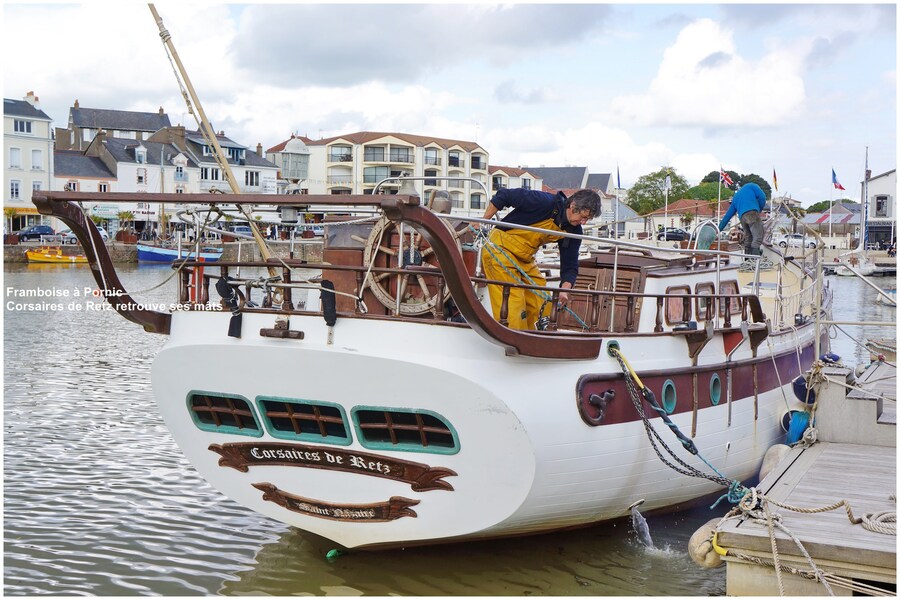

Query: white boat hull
left=152, top=310, right=816, bottom=548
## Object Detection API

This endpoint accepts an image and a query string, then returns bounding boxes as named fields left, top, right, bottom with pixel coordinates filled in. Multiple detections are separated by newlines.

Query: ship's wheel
left=357, top=216, right=465, bottom=316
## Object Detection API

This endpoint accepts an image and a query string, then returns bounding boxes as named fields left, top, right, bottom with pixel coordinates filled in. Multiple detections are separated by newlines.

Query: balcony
left=448, top=156, right=464, bottom=168
left=327, top=175, right=353, bottom=185
left=328, top=154, right=353, bottom=163
left=493, top=181, right=507, bottom=191
left=471, top=158, right=486, bottom=170
left=424, top=156, right=442, bottom=166
left=174, top=172, right=188, bottom=182
left=388, top=152, right=413, bottom=164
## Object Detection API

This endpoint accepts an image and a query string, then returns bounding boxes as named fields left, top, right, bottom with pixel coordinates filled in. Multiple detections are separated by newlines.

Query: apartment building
left=56, top=125, right=278, bottom=231
left=286, top=131, right=490, bottom=216
left=4, top=92, right=54, bottom=231
left=861, top=168, right=897, bottom=247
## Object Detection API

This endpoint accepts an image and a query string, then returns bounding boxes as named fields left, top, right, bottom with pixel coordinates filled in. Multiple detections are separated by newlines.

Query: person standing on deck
left=718, top=182, right=767, bottom=257
left=479, top=188, right=600, bottom=330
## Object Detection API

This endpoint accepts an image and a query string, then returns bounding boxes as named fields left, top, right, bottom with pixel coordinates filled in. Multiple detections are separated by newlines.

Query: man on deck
left=479, top=188, right=600, bottom=330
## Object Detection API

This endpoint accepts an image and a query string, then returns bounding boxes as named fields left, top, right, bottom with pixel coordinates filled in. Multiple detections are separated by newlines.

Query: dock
left=716, top=360, right=896, bottom=596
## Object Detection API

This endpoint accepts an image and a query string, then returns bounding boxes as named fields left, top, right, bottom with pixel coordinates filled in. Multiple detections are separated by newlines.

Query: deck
left=716, top=361, right=897, bottom=596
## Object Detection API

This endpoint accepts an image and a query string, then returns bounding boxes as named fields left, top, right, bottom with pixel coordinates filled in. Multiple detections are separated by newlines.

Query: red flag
left=773, top=169, right=778, bottom=192
left=720, top=168, right=733, bottom=186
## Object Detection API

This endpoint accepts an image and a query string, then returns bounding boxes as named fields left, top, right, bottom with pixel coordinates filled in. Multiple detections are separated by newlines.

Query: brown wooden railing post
left=590, top=292, right=600, bottom=331
left=200, top=273, right=210, bottom=305
left=682, top=295, right=691, bottom=323
left=741, top=298, right=749, bottom=322
left=723, top=295, right=733, bottom=329
left=626, top=296, right=635, bottom=332
left=283, top=267, right=293, bottom=310
left=655, top=297, right=664, bottom=332
left=180, top=269, right=191, bottom=304
left=499, top=285, right=511, bottom=327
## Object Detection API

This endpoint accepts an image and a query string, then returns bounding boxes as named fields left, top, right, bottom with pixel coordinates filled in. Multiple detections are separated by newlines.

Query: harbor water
left=3, top=263, right=894, bottom=596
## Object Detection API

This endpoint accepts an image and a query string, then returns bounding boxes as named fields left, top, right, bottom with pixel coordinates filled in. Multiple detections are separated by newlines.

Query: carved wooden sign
left=209, top=442, right=457, bottom=491
left=252, top=483, right=419, bottom=521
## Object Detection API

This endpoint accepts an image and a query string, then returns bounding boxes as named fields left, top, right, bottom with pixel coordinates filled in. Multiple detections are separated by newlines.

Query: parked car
left=775, top=233, right=817, bottom=249
left=656, top=227, right=689, bottom=241
left=16, top=225, right=55, bottom=242
left=230, top=225, right=253, bottom=237
left=312, top=224, right=325, bottom=236
left=63, top=227, right=109, bottom=244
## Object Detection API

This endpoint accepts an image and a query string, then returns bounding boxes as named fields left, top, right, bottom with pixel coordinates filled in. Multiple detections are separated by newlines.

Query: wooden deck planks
left=718, top=442, right=896, bottom=570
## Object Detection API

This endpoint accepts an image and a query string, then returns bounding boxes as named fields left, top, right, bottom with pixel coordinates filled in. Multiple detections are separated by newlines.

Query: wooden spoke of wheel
left=361, top=217, right=461, bottom=316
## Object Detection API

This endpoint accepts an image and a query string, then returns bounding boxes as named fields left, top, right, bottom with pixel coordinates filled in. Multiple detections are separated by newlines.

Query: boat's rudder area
left=151, top=311, right=537, bottom=548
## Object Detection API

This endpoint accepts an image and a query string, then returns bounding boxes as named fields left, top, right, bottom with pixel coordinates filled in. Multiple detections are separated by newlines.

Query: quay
left=715, top=360, right=896, bottom=596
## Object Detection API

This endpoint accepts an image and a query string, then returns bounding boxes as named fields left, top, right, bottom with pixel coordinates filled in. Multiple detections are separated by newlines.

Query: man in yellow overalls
left=480, top=188, right=601, bottom=330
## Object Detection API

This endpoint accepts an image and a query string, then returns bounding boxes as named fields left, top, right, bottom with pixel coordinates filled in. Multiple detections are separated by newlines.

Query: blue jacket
left=490, top=188, right=583, bottom=284
left=718, top=183, right=767, bottom=232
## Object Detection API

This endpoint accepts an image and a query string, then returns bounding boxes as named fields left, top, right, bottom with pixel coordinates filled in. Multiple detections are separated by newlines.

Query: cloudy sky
left=4, top=3, right=895, bottom=206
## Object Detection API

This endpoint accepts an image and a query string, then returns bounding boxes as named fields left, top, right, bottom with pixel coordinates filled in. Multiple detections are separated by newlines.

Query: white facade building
left=861, top=168, right=897, bottom=247
left=4, top=92, right=54, bottom=231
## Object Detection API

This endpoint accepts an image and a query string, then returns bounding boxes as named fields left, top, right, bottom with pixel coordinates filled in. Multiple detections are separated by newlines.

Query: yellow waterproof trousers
left=481, top=218, right=562, bottom=330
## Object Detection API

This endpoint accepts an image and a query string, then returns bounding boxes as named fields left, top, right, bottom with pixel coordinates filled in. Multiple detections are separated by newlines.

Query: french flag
left=832, top=168, right=845, bottom=191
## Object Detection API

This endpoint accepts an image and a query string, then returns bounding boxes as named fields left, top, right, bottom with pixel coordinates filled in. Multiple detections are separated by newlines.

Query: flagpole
left=663, top=168, right=669, bottom=235
left=863, top=146, right=869, bottom=253
left=614, top=164, right=620, bottom=239
left=829, top=178, right=833, bottom=242
left=716, top=176, right=722, bottom=227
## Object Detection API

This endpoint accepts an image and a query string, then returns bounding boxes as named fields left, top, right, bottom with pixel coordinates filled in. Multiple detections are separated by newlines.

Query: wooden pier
left=716, top=361, right=896, bottom=596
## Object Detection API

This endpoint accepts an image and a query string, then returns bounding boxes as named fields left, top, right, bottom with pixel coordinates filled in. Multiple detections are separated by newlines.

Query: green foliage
left=738, top=173, right=772, bottom=200
left=805, top=198, right=856, bottom=213
left=687, top=182, right=734, bottom=202
left=700, top=170, right=773, bottom=199
left=625, top=167, right=690, bottom=215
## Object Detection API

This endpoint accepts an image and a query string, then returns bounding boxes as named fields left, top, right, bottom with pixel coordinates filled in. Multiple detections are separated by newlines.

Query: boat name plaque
left=252, top=482, right=419, bottom=522
left=209, top=442, right=456, bottom=491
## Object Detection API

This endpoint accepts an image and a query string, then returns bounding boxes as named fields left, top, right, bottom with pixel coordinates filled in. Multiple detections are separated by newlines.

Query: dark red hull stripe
left=576, top=333, right=824, bottom=427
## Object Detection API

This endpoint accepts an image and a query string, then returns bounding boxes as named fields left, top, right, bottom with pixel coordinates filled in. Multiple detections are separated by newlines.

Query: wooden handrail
left=31, top=192, right=171, bottom=334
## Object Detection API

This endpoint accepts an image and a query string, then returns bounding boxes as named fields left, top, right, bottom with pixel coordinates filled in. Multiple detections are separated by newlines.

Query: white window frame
left=99, top=182, right=109, bottom=193
left=31, top=149, right=42, bottom=171
left=32, top=181, right=42, bottom=193
left=10, top=180, right=21, bottom=200
left=14, top=120, right=32, bottom=134
left=137, top=168, right=147, bottom=185
left=245, top=170, right=260, bottom=187
left=9, top=147, right=22, bottom=169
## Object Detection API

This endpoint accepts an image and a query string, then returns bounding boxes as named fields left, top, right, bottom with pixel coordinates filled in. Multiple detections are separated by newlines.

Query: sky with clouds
left=3, top=3, right=895, bottom=206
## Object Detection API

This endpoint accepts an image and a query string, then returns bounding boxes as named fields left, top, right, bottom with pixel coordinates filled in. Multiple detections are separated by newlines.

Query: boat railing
left=174, top=258, right=767, bottom=341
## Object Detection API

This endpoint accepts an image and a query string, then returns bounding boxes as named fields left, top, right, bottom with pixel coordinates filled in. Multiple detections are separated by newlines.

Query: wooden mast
left=148, top=3, right=278, bottom=275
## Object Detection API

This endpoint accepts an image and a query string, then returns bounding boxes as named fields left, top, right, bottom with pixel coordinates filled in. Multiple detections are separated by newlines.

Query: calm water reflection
left=3, top=264, right=892, bottom=595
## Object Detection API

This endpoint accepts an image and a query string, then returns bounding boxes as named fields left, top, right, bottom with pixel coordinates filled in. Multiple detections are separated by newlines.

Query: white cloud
left=483, top=121, right=719, bottom=185
left=610, top=19, right=806, bottom=128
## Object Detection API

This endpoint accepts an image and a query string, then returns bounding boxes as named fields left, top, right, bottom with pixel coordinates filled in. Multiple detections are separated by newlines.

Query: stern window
left=187, top=392, right=262, bottom=437
left=257, top=397, right=351, bottom=445
left=352, top=407, right=459, bottom=454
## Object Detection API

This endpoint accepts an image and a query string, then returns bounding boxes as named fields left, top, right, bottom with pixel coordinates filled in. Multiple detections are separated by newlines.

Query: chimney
left=256, top=143, right=263, bottom=157
left=866, top=169, right=872, bottom=180
left=159, top=106, right=165, bottom=116
left=24, top=91, right=39, bottom=108
left=74, top=99, right=79, bottom=109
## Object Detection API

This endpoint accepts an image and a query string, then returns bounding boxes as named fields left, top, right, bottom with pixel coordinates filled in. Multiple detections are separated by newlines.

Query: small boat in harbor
left=25, top=246, right=88, bottom=264
left=834, top=252, right=876, bottom=276
left=136, top=243, right=222, bottom=263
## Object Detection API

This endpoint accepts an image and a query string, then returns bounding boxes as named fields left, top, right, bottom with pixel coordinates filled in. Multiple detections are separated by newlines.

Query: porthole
left=187, top=391, right=262, bottom=437
left=710, top=373, right=722, bottom=406
left=661, top=380, right=677, bottom=414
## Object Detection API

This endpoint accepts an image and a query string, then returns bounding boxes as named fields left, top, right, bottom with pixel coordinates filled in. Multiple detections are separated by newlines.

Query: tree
left=701, top=170, right=773, bottom=199
left=117, top=210, right=135, bottom=233
left=686, top=182, right=734, bottom=202
left=701, top=169, right=739, bottom=190
left=738, top=173, right=772, bottom=200
left=806, top=198, right=856, bottom=213
left=4, top=207, right=18, bottom=233
left=626, top=167, right=690, bottom=215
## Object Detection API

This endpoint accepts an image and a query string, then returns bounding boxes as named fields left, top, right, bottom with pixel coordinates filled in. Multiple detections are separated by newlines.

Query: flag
left=832, top=168, right=845, bottom=191
left=617, top=164, right=621, bottom=189
left=720, top=168, right=733, bottom=186
left=773, top=169, right=778, bottom=191
left=664, top=172, right=672, bottom=191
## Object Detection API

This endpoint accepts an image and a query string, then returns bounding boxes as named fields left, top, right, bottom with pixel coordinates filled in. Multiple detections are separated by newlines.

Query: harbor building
left=3, top=92, right=54, bottom=231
